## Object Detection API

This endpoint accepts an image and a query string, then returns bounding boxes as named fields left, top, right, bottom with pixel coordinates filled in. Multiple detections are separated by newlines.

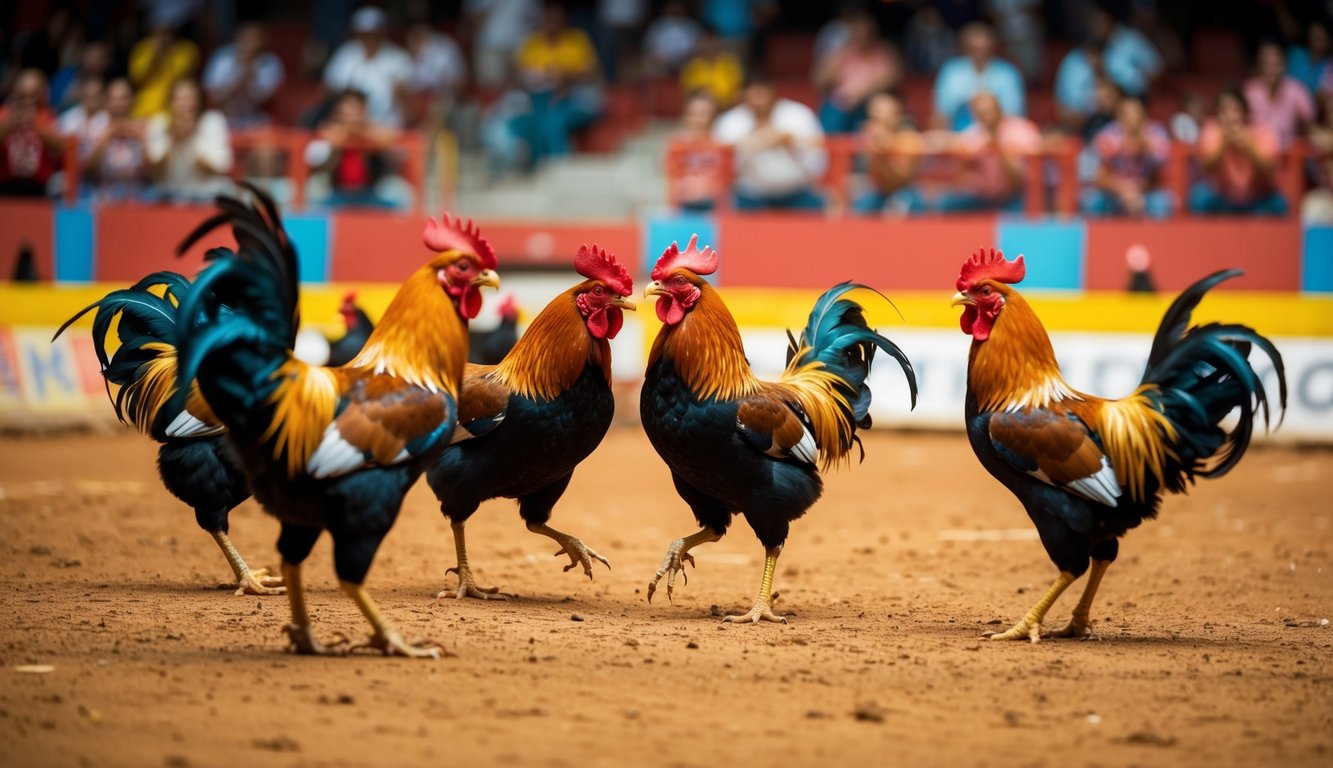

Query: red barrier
left=1084, top=218, right=1302, bottom=291
left=95, top=203, right=235, bottom=282
left=0, top=199, right=55, bottom=281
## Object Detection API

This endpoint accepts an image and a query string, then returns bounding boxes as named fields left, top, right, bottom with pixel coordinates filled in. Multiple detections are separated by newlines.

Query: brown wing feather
left=458, top=369, right=510, bottom=425
left=988, top=406, right=1108, bottom=485
left=737, top=393, right=808, bottom=453
left=333, top=375, right=450, bottom=464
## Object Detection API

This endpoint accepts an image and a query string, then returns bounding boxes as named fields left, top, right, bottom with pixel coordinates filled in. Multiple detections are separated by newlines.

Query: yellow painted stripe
left=9, top=284, right=1332, bottom=337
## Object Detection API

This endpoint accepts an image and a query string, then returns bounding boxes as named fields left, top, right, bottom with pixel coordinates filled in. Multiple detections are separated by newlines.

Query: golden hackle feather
left=346, top=254, right=471, bottom=396
left=492, top=283, right=607, bottom=400
left=261, top=360, right=342, bottom=477
left=649, top=281, right=762, bottom=402
left=970, top=287, right=1178, bottom=503
left=128, top=343, right=178, bottom=434
left=772, top=356, right=860, bottom=471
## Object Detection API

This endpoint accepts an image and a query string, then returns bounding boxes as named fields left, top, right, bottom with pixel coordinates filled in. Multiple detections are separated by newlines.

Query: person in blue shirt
left=1288, top=21, right=1332, bottom=97
left=1087, top=4, right=1160, bottom=98
left=931, top=22, right=1025, bottom=131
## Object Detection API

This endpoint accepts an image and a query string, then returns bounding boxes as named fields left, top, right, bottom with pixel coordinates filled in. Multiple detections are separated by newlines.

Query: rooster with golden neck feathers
left=176, top=187, right=498, bottom=657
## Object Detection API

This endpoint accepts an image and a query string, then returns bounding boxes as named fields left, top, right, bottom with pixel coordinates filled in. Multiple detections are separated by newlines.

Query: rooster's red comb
left=423, top=212, right=497, bottom=270
left=575, top=244, right=633, bottom=296
left=957, top=248, right=1025, bottom=291
left=651, top=235, right=718, bottom=281
left=340, top=291, right=357, bottom=306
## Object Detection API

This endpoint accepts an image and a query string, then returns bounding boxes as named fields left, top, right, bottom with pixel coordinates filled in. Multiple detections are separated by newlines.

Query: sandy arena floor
left=0, top=428, right=1329, bottom=768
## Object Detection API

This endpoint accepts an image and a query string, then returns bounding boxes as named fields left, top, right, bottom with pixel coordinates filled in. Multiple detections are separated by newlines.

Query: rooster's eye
left=980, top=286, right=992, bottom=296
left=594, top=286, right=604, bottom=296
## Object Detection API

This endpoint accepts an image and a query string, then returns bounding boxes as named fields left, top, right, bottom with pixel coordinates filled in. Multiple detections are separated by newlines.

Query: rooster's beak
left=614, top=295, right=637, bottom=311
left=644, top=281, right=665, bottom=298
left=472, top=270, right=501, bottom=290
left=951, top=291, right=973, bottom=307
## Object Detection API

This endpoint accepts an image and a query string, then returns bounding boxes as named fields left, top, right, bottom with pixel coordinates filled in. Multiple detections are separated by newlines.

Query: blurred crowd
left=2, top=0, right=1332, bottom=221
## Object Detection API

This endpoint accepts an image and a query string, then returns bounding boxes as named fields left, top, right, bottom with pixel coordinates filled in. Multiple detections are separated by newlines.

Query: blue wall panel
left=996, top=218, right=1087, bottom=291
left=53, top=203, right=94, bottom=283
left=283, top=213, right=332, bottom=284
left=1302, top=226, right=1333, bottom=293
left=643, top=213, right=718, bottom=283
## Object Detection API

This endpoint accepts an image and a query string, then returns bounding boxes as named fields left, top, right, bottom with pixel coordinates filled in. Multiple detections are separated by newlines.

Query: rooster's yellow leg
left=526, top=522, right=610, bottom=579
left=342, top=581, right=448, bottom=659
left=1046, top=560, right=1110, bottom=639
left=647, top=527, right=722, bottom=604
left=723, top=547, right=788, bottom=625
left=281, top=562, right=348, bottom=656
left=987, top=571, right=1078, bottom=643
left=211, top=531, right=285, bottom=596
left=437, top=521, right=510, bottom=602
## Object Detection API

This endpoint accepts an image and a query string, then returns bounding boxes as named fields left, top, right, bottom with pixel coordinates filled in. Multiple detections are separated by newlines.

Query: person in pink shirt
left=1244, top=41, right=1314, bottom=147
left=1191, top=88, right=1287, bottom=216
left=1081, top=94, right=1174, bottom=218
left=934, top=90, right=1041, bottom=212
left=814, top=12, right=900, bottom=134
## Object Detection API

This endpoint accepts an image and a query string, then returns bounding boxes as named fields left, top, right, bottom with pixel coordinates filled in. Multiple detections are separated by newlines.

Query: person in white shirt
left=203, top=21, right=286, bottom=129
left=323, top=6, right=413, bottom=128
left=712, top=75, right=827, bottom=211
left=643, top=0, right=701, bottom=74
left=404, top=22, right=467, bottom=126
left=466, top=0, right=542, bottom=88
left=145, top=78, right=233, bottom=202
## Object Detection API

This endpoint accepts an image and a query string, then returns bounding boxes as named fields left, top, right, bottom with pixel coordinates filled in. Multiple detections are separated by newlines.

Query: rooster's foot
left=436, top=567, right=510, bottom=603
left=647, top=541, right=695, bottom=604
left=348, top=630, right=451, bottom=659
left=984, top=619, right=1043, bottom=643
left=722, top=603, right=788, bottom=625
left=1044, top=619, right=1101, bottom=640
left=283, top=624, right=350, bottom=656
left=552, top=538, right=610, bottom=579
left=224, top=567, right=286, bottom=596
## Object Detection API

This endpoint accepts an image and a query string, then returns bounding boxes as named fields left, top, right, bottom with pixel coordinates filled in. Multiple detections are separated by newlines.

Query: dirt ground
left=0, top=428, right=1329, bottom=768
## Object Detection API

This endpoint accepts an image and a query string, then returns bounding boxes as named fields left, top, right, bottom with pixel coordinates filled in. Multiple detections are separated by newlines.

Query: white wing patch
left=306, top=423, right=368, bottom=478
left=789, top=423, right=817, bottom=465
left=165, top=409, right=224, bottom=438
left=1042, top=455, right=1122, bottom=508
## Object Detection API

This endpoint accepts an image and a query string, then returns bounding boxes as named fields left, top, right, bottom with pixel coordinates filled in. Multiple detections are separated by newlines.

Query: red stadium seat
left=1190, top=29, right=1247, bottom=76
left=763, top=33, right=816, bottom=79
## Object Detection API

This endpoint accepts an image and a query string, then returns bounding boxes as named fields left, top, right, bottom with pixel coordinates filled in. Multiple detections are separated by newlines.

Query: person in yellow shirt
left=513, top=3, right=604, bottom=166
left=129, top=23, right=200, bottom=118
left=680, top=28, right=743, bottom=109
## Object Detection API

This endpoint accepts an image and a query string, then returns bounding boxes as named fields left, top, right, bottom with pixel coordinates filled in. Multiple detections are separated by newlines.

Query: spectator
left=1190, top=89, right=1286, bottom=216
left=597, top=0, right=650, bottom=83
left=701, top=0, right=776, bottom=64
left=643, top=0, right=702, bottom=75
left=904, top=5, right=955, bottom=76
left=669, top=92, right=726, bottom=212
left=1288, top=21, right=1332, bottom=97
left=712, top=74, right=826, bottom=211
left=480, top=70, right=533, bottom=181
left=814, top=13, right=899, bottom=134
left=203, top=21, right=286, bottom=129
left=50, top=41, right=113, bottom=113
left=128, top=20, right=200, bottom=118
left=306, top=89, right=402, bottom=208
left=514, top=2, right=605, bottom=165
left=854, top=91, right=925, bottom=215
left=813, top=2, right=860, bottom=69
left=984, top=0, right=1043, bottom=81
left=324, top=7, right=413, bottom=129
left=1081, top=94, right=1173, bottom=218
left=404, top=22, right=467, bottom=127
left=1054, top=39, right=1104, bottom=134
left=466, top=0, right=542, bottom=88
left=145, top=78, right=233, bottom=202
left=1303, top=91, right=1333, bottom=222
left=1086, top=4, right=1160, bottom=98
left=934, top=91, right=1040, bottom=212
left=932, top=22, right=1025, bottom=131
left=82, top=78, right=151, bottom=201
left=58, top=75, right=105, bottom=139
left=0, top=69, right=64, bottom=197
left=1081, top=76, right=1120, bottom=144
left=1245, top=41, right=1314, bottom=148
left=681, top=28, right=745, bottom=109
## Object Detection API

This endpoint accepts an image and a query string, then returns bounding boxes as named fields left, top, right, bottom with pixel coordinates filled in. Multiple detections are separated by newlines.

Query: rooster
left=952, top=249, right=1285, bottom=642
left=468, top=293, right=521, bottom=365
left=327, top=291, right=375, bottom=367
left=428, top=245, right=634, bottom=600
left=640, top=236, right=918, bottom=623
left=175, top=186, right=499, bottom=657
left=54, top=272, right=283, bottom=596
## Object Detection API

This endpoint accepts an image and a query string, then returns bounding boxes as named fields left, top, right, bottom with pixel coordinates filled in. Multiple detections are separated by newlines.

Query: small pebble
left=570, top=614, right=584, bottom=622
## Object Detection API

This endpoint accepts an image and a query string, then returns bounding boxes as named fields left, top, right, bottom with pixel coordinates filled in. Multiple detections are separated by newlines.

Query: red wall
left=1084, top=220, right=1302, bottom=291
left=95, top=204, right=239, bottom=282
left=0, top=200, right=54, bottom=281
left=330, top=214, right=640, bottom=281
left=718, top=215, right=998, bottom=290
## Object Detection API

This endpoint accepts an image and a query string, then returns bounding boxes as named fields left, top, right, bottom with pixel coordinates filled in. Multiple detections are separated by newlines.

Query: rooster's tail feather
left=781, top=282, right=918, bottom=466
left=1139, top=270, right=1286, bottom=493
left=53, top=271, right=207, bottom=439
